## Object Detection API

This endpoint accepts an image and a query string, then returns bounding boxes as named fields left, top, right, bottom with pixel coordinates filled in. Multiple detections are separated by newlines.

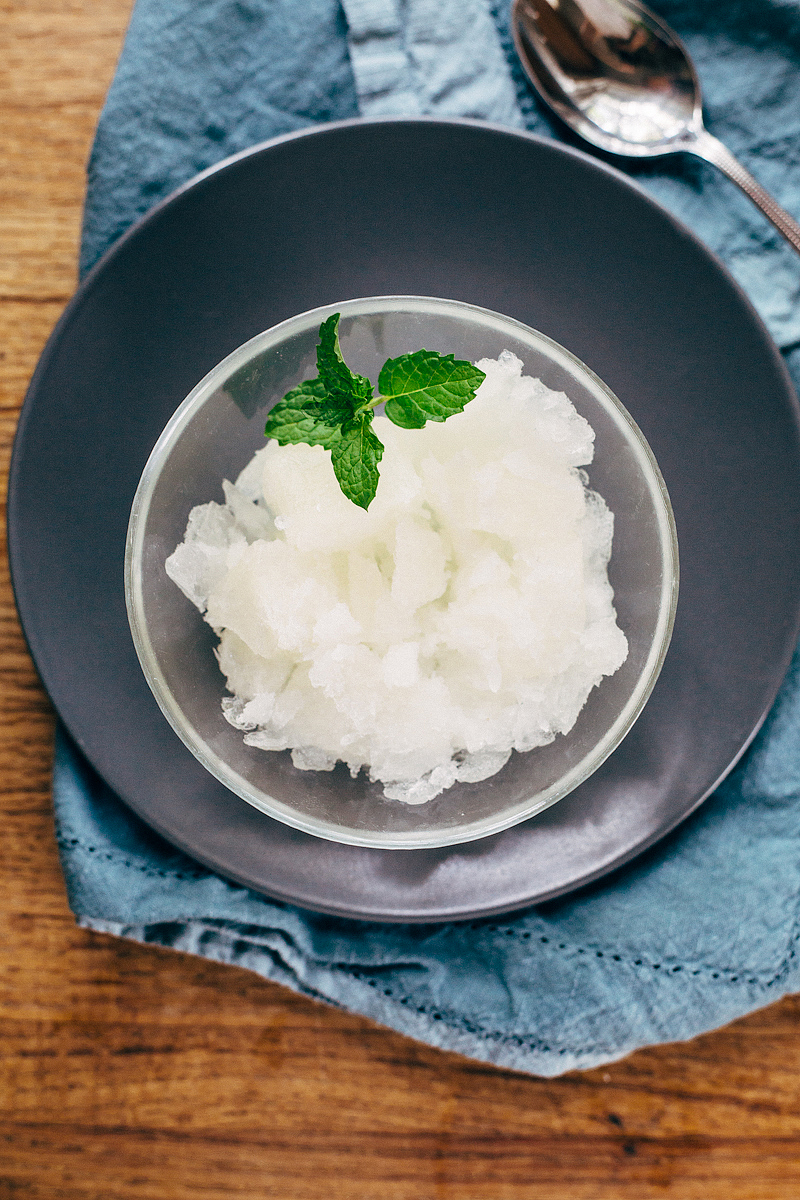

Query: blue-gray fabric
left=55, top=0, right=800, bottom=1076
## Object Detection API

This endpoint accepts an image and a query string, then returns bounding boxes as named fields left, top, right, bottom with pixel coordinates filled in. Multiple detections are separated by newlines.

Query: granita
left=166, top=350, right=628, bottom=804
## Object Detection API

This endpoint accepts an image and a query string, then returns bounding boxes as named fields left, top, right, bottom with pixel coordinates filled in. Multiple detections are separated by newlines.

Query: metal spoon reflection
left=511, top=0, right=800, bottom=254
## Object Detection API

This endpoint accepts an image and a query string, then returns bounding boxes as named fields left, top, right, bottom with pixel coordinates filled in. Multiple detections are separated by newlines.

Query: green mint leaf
left=330, top=414, right=384, bottom=510
left=264, top=379, right=343, bottom=449
left=380, top=350, right=485, bottom=429
left=317, top=313, right=373, bottom=410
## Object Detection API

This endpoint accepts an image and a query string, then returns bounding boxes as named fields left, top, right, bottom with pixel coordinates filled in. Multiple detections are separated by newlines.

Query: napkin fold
left=56, top=0, right=800, bottom=1076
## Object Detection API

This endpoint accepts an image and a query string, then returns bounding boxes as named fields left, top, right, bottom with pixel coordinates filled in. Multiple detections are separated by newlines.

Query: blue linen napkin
left=55, top=0, right=800, bottom=1076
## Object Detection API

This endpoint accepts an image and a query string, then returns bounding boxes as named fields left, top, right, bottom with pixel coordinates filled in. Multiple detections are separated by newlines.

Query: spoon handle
left=691, top=129, right=800, bottom=255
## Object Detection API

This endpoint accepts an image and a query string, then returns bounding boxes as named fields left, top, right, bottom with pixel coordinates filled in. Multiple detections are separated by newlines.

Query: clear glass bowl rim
left=125, top=296, right=679, bottom=849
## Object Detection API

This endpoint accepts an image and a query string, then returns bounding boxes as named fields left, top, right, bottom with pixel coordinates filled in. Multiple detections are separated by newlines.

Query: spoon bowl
left=511, top=0, right=800, bottom=252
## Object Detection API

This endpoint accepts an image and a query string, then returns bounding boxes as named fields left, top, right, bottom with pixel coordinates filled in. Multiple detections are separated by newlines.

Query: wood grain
left=2, top=3, right=800, bottom=1197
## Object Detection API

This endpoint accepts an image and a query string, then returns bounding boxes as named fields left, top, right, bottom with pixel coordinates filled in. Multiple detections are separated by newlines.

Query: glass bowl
left=125, top=296, right=678, bottom=849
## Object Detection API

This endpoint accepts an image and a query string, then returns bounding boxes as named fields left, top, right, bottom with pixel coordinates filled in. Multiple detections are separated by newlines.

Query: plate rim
left=9, top=116, right=800, bottom=921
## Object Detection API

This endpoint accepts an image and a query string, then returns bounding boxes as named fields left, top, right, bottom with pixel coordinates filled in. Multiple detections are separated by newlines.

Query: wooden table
left=3, top=4, right=800, bottom=1196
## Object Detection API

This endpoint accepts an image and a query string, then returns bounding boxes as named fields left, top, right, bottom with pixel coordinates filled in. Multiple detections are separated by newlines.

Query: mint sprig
left=264, top=314, right=485, bottom=509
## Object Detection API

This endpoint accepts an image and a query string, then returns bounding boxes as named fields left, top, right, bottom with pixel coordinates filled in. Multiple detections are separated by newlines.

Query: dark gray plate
left=9, top=118, right=800, bottom=921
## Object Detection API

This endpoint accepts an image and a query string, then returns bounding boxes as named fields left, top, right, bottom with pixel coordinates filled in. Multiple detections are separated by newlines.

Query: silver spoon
left=511, top=0, right=800, bottom=253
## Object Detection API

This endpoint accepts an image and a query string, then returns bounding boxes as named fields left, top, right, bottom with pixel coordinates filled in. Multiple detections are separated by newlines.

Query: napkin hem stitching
left=56, top=833, right=209, bottom=882
left=60, top=827, right=800, bottom=991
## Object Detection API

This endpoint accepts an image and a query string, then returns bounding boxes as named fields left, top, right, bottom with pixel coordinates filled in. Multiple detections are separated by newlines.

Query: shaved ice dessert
left=165, top=350, right=628, bottom=805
